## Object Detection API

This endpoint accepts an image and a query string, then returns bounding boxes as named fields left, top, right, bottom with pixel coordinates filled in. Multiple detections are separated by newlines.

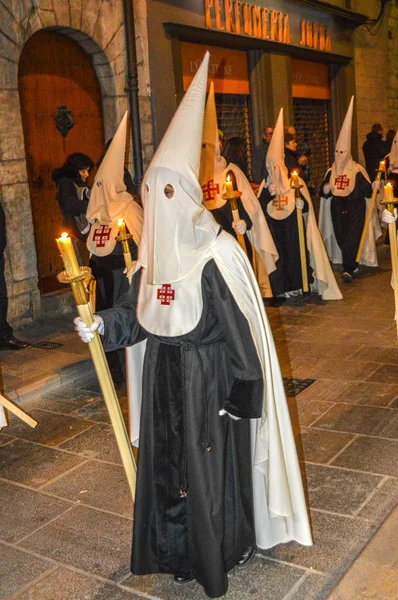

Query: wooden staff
left=116, top=218, right=134, bottom=284
left=0, top=394, right=38, bottom=428
left=356, top=160, right=386, bottom=263
left=56, top=233, right=137, bottom=500
left=381, top=185, right=398, bottom=338
left=290, top=172, right=309, bottom=293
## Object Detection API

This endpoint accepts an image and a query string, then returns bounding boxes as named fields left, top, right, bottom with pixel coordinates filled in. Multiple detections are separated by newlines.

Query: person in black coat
left=0, top=201, right=30, bottom=349
left=362, top=124, right=389, bottom=181
left=251, top=126, right=273, bottom=184
left=52, top=153, right=94, bottom=241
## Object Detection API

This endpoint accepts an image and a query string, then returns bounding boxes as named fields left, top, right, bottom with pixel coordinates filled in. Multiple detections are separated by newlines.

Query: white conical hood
left=388, top=128, right=398, bottom=172
left=266, top=107, right=290, bottom=194
left=199, top=81, right=227, bottom=209
left=333, top=96, right=354, bottom=176
left=87, top=111, right=130, bottom=224
left=139, top=51, right=219, bottom=285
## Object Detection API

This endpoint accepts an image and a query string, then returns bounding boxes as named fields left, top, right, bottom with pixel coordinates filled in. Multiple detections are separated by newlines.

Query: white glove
left=323, top=183, right=331, bottom=195
left=372, top=180, right=381, bottom=191
left=382, top=208, right=397, bottom=224
left=74, top=315, right=104, bottom=343
left=232, top=220, right=247, bottom=235
left=123, top=261, right=137, bottom=280
left=218, top=409, right=241, bottom=421
left=295, top=199, right=305, bottom=210
left=268, top=182, right=277, bottom=196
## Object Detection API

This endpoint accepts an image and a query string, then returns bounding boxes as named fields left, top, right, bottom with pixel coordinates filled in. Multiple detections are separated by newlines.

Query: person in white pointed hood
left=74, top=52, right=312, bottom=599
left=381, top=128, right=398, bottom=233
left=86, top=112, right=143, bottom=310
left=258, top=107, right=342, bottom=300
left=199, top=82, right=278, bottom=298
left=319, top=96, right=380, bottom=283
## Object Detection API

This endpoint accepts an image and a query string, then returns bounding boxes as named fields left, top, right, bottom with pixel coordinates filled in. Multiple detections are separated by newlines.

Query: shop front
left=146, top=0, right=367, bottom=192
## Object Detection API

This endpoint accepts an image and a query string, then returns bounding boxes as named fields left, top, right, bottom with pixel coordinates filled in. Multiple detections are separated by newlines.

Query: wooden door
left=19, top=30, right=105, bottom=293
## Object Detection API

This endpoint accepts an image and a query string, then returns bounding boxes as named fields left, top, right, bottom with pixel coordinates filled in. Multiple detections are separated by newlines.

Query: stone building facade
left=0, top=0, right=152, bottom=328
left=0, top=0, right=397, bottom=328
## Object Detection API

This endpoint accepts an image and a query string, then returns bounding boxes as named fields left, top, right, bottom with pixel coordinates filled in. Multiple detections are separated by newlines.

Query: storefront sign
left=204, top=0, right=332, bottom=52
left=292, top=59, right=330, bottom=99
left=181, top=42, right=249, bottom=94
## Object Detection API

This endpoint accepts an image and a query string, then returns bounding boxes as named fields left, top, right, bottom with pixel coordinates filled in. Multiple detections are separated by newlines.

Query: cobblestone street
left=1, top=245, right=398, bottom=600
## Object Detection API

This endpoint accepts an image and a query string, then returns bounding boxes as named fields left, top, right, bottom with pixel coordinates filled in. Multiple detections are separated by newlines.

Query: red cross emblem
left=272, top=195, right=289, bottom=211
left=157, top=284, right=175, bottom=306
left=202, top=179, right=220, bottom=202
left=93, top=225, right=111, bottom=247
left=334, top=175, right=350, bottom=190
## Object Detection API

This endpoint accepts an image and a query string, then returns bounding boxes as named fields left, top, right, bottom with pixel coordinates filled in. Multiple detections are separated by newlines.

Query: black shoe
left=173, top=574, right=194, bottom=585
left=342, top=272, right=353, bottom=283
left=0, top=335, right=31, bottom=349
left=235, top=545, right=256, bottom=570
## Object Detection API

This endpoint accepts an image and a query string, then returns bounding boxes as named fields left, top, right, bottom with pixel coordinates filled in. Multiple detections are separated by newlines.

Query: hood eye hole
left=145, top=183, right=150, bottom=193
left=164, top=184, right=175, bottom=199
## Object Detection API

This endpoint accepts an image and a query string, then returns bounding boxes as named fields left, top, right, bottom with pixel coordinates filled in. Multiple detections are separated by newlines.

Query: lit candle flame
left=117, top=218, right=124, bottom=226
left=292, top=170, right=298, bottom=176
left=61, top=232, right=69, bottom=240
left=226, top=175, right=231, bottom=183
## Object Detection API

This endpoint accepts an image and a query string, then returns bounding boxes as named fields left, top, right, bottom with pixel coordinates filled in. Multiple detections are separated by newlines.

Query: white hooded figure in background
left=199, top=82, right=278, bottom=298
left=319, top=96, right=381, bottom=283
left=380, top=128, right=398, bottom=226
left=258, top=107, right=342, bottom=300
left=86, top=112, right=143, bottom=310
left=74, top=52, right=312, bottom=599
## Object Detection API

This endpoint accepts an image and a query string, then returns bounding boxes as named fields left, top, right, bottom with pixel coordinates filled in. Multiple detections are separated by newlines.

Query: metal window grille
left=215, top=94, right=252, bottom=179
left=293, top=98, right=331, bottom=213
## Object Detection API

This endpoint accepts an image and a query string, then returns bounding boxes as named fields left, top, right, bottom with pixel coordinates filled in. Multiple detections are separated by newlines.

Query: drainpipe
left=123, top=0, right=144, bottom=188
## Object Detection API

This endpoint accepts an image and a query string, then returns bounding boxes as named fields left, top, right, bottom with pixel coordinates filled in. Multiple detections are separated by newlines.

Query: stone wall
left=0, top=0, right=152, bottom=328
left=352, top=2, right=390, bottom=164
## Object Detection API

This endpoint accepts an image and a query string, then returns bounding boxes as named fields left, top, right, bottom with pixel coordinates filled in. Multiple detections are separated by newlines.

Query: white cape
left=0, top=405, right=7, bottom=429
left=300, top=180, right=343, bottom=300
left=216, top=163, right=279, bottom=297
left=126, top=232, right=312, bottom=549
left=319, top=170, right=381, bottom=267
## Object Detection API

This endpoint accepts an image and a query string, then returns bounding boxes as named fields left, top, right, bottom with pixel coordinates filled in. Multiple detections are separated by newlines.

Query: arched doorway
left=19, top=30, right=105, bottom=293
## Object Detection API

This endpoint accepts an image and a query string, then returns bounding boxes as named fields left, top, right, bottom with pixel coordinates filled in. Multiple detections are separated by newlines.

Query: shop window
left=293, top=97, right=331, bottom=213
left=215, top=94, right=252, bottom=179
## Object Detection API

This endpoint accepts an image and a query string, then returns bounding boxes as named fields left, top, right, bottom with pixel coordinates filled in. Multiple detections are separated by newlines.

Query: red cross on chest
left=334, top=175, right=350, bottom=190
left=202, top=179, right=220, bottom=202
left=157, top=284, right=175, bottom=306
left=93, top=225, right=111, bottom=247
left=272, top=194, right=289, bottom=211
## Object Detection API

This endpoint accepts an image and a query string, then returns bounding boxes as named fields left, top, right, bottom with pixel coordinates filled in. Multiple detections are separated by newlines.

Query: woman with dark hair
left=222, top=136, right=249, bottom=177
left=52, top=152, right=94, bottom=241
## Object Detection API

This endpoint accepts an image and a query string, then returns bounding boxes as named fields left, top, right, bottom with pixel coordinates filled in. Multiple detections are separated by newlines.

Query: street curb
left=6, top=359, right=96, bottom=404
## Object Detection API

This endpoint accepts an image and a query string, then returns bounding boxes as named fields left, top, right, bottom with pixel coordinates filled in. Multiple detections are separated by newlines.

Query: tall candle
left=224, top=175, right=234, bottom=198
left=57, top=232, right=81, bottom=277
left=384, top=183, right=394, bottom=203
left=291, top=170, right=299, bottom=186
left=117, top=218, right=127, bottom=238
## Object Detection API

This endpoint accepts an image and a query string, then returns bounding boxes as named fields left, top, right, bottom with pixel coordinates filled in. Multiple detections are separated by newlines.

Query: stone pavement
left=0, top=314, right=94, bottom=401
left=1, top=245, right=398, bottom=599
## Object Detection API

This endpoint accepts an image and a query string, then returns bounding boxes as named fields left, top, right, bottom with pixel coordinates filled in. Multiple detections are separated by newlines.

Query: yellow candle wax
left=384, top=183, right=394, bottom=203
left=224, top=175, right=234, bottom=198
left=57, top=232, right=81, bottom=277
left=379, top=160, right=386, bottom=172
left=291, top=170, right=299, bottom=186
left=117, top=218, right=127, bottom=238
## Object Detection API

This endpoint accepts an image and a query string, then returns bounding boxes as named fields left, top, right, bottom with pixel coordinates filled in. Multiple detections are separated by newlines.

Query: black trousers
left=0, top=254, right=13, bottom=340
